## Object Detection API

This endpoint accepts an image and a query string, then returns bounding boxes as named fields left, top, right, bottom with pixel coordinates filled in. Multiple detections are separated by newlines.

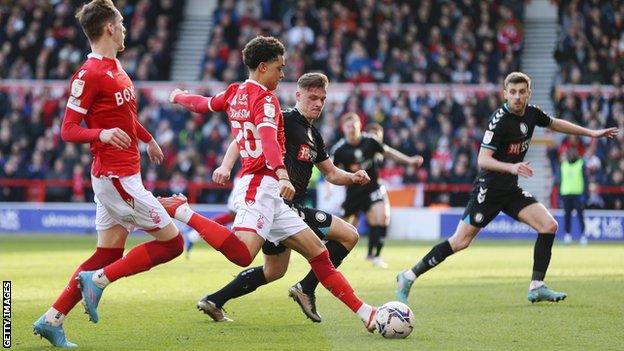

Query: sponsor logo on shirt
left=230, top=108, right=250, bottom=119
left=297, top=144, right=312, bottom=162
left=506, top=139, right=530, bottom=155
left=114, top=86, right=136, bottom=106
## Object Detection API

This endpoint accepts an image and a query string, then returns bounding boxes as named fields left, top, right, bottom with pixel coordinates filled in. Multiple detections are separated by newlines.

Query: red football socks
left=212, top=212, right=235, bottom=226
left=309, top=250, right=364, bottom=313
left=52, top=247, right=124, bottom=315
left=103, top=234, right=183, bottom=282
left=187, top=213, right=252, bottom=267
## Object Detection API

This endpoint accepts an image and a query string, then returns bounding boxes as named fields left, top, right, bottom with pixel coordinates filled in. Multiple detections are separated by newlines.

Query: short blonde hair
left=504, top=72, right=531, bottom=89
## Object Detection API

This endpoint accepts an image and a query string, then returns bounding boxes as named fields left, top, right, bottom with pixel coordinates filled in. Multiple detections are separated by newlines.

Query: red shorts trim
left=232, top=226, right=259, bottom=235
left=111, top=177, right=135, bottom=208
left=244, top=174, right=264, bottom=206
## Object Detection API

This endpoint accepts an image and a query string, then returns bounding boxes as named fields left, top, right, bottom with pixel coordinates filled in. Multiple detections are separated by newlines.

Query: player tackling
left=396, top=72, right=619, bottom=304
left=162, top=36, right=379, bottom=331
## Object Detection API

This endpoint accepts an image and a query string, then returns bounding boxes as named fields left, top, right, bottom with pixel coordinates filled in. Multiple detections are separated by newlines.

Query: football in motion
left=375, top=301, right=415, bottom=339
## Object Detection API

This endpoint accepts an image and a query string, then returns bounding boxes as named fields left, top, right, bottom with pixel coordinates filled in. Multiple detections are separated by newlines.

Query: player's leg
left=395, top=184, right=499, bottom=303
left=562, top=195, right=574, bottom=243
left=281, top=228, right=377, bottom=331
left=575, top=196, right=588, bottom=245
left=74, top=174, right=187, bottom=323
left=515, top=201, right=567, bottom=302
left=290, top=212, right=358, bottom=322
left=365, top=190, right=390, bottom=268
left=33, top=222, right=127, bottom=347
left=158, top=194, right=254, bottom=266
left=198, top=246, right=291, bottom=322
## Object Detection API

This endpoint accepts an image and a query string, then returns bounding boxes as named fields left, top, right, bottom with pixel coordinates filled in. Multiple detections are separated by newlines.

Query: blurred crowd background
left=0, top=0, right=622, bottom=209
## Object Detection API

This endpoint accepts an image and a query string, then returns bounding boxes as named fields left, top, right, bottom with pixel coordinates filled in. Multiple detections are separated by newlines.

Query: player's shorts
left=462, top=183, right=538, bottom=228
left=342, top=184, right=387, bottom=217
left=231, top=174, right=308, bottom=245
left=262, top=203, right=333, bottom=255
left=92, top=173, right=172, bottom=232
left=226, top=176, right=240, bottom=213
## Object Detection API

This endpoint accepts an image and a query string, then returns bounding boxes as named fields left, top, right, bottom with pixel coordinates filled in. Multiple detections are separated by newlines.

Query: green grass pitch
left=1, top=234, right=622, bottom=350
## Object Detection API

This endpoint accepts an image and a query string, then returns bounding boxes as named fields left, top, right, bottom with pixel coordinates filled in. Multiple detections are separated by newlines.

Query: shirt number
left=231, top=120, right=262, bottom=158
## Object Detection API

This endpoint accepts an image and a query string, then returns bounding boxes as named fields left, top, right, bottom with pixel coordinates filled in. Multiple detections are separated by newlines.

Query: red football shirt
left=65, top=53, right=144, bottom=177
left=209, top=79, right=286, bottom=178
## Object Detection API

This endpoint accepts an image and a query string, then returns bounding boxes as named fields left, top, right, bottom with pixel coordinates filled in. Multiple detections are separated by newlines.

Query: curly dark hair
left=242, top=36, right=285, bottom=70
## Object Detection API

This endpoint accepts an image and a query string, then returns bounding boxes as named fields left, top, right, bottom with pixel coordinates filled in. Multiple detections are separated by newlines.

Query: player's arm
left=170, top=84, right=234, bottom=113
left=315, top=159, right=370, bottom=186
left=477, top=147, right=533, bottom=178
left=213, top=140, right=240, bottom=185
left=135, top=119, right=163, bottom=164
left=383, top=146, right=424, bottom=167
left=548, top=118, right=619, bottom=139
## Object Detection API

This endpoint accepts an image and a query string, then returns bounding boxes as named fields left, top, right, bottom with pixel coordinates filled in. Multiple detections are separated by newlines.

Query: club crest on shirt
left=71, top=79, right=85, bottom=97
left=483, top=130, right=494, bottom=144
left=520, top=122, right=528, bottom=135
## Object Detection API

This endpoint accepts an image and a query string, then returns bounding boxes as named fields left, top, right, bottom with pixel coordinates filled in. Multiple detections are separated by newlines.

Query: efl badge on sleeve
left=71, top=79, right=85, bottom=97
left=264, top=103, right=275, bottom=118
left=483, top=130, right=494, bottom=144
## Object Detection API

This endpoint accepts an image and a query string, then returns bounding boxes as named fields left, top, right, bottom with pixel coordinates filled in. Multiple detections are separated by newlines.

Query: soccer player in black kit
left=197, top=73, right=371, bottom=323
left=396, top=72, right=619, bottom=304
left=333, top=112, right=423, bottom=268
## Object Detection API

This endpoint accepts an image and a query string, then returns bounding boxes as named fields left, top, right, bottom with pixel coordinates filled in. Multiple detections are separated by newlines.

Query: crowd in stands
left=554, top=0, right=624, bottom=85
left=0, top=0, right=184, bottom=80
left=0, top=80, right=498, bottom=206
left=200, top=0, right=524, bottom=84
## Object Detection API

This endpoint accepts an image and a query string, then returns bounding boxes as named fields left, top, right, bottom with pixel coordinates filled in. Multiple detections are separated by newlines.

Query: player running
left=195, top=73, right=369, bottom=323
left=33, top=1, right=187, bottom=346
left=332, top=113, right=423, bottom=268
left=163, top=37, right=379, bottom=331
left=396, top=72, right=619, bottom=304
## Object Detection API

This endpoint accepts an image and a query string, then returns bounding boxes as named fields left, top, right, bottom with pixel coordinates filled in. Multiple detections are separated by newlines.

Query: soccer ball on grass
left=375, top=301, right=414, bottom=339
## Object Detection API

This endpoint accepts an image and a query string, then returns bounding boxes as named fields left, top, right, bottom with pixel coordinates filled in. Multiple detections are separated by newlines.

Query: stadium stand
left=199, top=0, right=523, bottom=84
left=553, top=0, right=624, bottom=85
left=0, top=0, right=184, bottom=80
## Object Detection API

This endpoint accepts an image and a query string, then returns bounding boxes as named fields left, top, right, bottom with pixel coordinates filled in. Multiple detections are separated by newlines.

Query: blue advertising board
left=440, top=209, right=624, bottom=241
left=0, top=203, right=228, bottom=234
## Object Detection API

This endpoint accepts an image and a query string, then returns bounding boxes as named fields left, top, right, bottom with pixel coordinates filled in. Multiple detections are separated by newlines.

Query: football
left=375, top=301, right=415, bottom=339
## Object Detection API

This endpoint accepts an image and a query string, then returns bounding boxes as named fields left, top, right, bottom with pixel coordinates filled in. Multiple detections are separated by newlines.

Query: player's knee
left=543, top=220, right=558, bottom=234
left=264, top=265, right=287, bottom=282
left=342, top=223, right=359, bottom=248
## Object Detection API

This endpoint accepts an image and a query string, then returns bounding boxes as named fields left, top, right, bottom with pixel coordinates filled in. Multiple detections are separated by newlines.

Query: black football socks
left=410, top=240, right=454, bottom=277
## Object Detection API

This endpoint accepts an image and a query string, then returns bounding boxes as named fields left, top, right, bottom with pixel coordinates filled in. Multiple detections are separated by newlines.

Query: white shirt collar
left=245, top=79, right=268, bottom=91
left=87, top=52, right=103, bottom=60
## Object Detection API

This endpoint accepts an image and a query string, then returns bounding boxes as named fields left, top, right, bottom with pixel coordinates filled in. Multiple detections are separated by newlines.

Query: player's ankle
left=92, top=269, right=111, bottom=288
left=403, top=269, right=417, bottom=281
left=356, top=303, right=373, bottom=321
left=44, top=307, right=65, bottom=326
left=176, top=203, right=194, bottom=223
left=529, top=280, right=544, bottom=291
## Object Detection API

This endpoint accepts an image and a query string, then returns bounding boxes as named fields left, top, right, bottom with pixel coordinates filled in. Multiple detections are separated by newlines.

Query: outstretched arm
left=549, top=118, right=619, bottom=139
left=384, top=146, right=424, bottom=167
left=315, top=159, right=370, bottom=186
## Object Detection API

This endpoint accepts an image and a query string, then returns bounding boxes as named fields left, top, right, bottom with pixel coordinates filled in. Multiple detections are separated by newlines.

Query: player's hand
left=146, top=139, right=164, bottom=165
left=99, top=128, right=131, bottom=149
left=510, top=161, right=533, bottom=178
left=591, top=127, right=619, bottom=139
left=279, top=179, right=295, bottom=201
left=212, top=165, right=232, bottom=185
left=169, top=88, right=188, bottom=104
left=409, top=155, right=424, bottom=168
left=352, top=170, right=370, bottom=185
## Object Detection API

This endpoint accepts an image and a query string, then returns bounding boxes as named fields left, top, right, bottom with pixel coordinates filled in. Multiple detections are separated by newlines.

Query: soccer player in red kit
left=162, top=36, right=378, bottom=332
left=33, top=1, right=186, bottom=347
